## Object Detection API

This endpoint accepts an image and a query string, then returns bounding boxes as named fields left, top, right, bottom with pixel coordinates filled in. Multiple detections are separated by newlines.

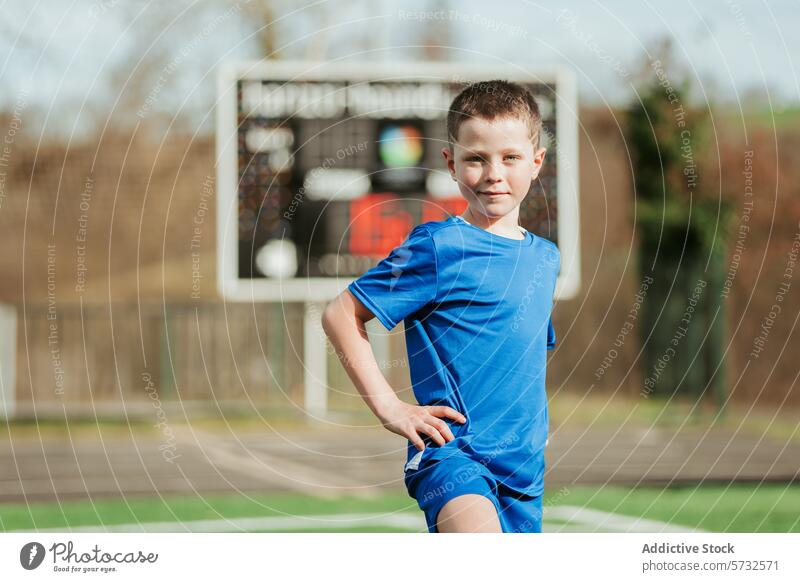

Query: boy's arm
left=321, top=289, right=465, bottom=451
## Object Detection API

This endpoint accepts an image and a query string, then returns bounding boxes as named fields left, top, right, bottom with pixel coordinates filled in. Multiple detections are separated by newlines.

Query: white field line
left=544, top=506, right=704, bottom=532
left=16, top=512, right=427, bottom=533
left=14, top=506, right=702, bottom=533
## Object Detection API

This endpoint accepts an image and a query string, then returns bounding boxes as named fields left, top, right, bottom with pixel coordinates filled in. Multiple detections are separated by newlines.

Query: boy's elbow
left=322, top=294, right=351, bottom=333
left=321, top=301, right=338, bottom=336
left=322, top=290, right=370, bottom=336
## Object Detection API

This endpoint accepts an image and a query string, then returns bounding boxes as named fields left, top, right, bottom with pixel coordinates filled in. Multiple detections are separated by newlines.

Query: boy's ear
left=441, top=146, right=456, bottom=180
left=530, top=146, right=547, bottom=180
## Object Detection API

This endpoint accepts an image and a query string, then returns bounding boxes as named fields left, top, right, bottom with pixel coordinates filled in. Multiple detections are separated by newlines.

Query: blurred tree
left=627, top=40, right=734, bottom=417
left=240, top=0, right=280, bottom=58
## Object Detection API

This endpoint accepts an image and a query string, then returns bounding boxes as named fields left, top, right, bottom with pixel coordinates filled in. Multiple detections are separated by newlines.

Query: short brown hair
left=446, top=80, right=542, bottom=150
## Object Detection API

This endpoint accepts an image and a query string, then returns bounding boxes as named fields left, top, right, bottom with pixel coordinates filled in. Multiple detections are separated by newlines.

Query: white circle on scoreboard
left=255, top=239, right=298, bottom=279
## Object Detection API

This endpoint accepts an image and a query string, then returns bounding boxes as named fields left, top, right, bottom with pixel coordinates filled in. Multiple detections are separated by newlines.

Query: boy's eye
left=463, top=155, right=520, bottom=162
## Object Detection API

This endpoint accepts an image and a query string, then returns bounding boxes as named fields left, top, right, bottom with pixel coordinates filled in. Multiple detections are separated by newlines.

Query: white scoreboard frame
left=216, top=61, right=580, bottom=303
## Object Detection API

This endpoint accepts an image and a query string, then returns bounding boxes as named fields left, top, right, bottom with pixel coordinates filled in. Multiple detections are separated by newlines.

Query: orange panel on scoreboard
left=421, top=198, right=468, bottom=223
left=349, top=194, right=413, bottom=257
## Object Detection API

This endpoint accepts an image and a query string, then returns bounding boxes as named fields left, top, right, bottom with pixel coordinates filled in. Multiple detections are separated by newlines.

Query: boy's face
left=442, top=115, right=546, bottom=221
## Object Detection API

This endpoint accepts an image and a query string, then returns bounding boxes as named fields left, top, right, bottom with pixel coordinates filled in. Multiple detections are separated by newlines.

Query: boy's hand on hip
left=377, top=400, right=466, bottom=451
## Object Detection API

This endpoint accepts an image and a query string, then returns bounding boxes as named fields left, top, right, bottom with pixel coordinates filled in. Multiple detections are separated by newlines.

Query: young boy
left=322, top=80, right=560, bottom=533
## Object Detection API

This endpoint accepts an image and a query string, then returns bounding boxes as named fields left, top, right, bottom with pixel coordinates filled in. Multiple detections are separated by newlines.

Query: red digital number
left=349, top=194, right=413, bottom=256
left=421, top=198, right=468, bottom=223
left=349, top=195, right=467, bottom=256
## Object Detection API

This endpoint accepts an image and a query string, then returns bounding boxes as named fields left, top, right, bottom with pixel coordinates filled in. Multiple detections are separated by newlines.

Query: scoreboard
left=216, top=61, right=579, bottom=301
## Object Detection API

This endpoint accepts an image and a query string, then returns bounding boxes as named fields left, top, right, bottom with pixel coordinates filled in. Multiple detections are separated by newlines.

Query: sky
left=2, top=0, right=798, bottom=136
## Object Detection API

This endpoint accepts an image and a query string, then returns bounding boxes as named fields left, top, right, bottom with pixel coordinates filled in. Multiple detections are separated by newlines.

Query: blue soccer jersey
left=347, top=215, right=560, bottom=496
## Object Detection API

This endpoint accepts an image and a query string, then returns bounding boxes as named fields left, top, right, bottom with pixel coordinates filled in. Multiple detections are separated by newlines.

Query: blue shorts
left=404, top=454, right=543, bottom=533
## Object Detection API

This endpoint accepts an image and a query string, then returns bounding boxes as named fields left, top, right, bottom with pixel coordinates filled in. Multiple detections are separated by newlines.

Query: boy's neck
left=459, top=207, right=525, bottom=238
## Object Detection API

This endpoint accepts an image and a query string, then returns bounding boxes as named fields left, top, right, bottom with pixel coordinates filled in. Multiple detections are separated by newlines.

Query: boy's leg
left=494, top=487, right=544, bottom=533
left=405, top=454, right=503, bottom=533
left=436, top=494, right=502, bottom=532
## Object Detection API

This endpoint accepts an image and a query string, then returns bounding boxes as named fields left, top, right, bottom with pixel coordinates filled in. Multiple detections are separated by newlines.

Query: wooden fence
left=9, top=301, right=413, bottom=419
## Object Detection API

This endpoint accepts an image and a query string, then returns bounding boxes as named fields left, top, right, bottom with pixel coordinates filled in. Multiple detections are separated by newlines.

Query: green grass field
left=2, top=483, right=797, bottom=533
left=3, top=394, right=797, bottom=533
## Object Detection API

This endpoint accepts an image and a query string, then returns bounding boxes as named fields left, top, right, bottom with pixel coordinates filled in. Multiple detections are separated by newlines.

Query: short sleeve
left=347, top=225, right=438, bottom=331
left=546, top=317, right=557, bottom=350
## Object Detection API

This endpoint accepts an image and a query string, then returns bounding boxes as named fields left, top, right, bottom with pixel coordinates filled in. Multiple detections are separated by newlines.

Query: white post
left=303, top=301, right=328, bottom=419
left=0, top=304, right=17, bottom=420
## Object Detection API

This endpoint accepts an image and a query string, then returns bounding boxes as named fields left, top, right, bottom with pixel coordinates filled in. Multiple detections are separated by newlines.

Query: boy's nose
left=485, top=161, right=504, bottom=181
